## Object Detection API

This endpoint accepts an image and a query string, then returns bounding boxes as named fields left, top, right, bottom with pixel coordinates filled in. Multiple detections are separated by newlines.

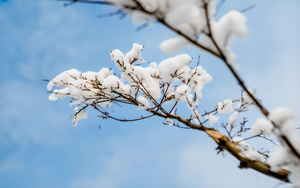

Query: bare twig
left=201, top=108, right=218, bottom=117
left=97, top=9, right=123, bottom=18
left=240, top=5, right=256, bottom=13
left=56, top=0, right=112, bottom=6
left=215, top=0, right=226, bottom=16
left=169, top=101, right=178, bottom=114
left=99, top=113, right=154, bottom=122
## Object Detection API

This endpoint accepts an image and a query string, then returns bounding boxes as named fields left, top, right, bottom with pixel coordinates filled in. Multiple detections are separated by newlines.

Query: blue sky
left=0, top=0, right=299, bottom=187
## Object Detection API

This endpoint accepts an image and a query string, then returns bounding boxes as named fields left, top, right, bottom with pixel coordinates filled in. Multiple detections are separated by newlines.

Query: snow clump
left=47, top=43, right=212, bottom=126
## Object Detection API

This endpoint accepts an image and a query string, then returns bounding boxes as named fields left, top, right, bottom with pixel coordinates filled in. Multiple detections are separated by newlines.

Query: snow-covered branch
left=47, top=43, right=212, bottom=126
left=48, top=0, right=300, bottom=186
left=47, top=43, right=293, bottom=183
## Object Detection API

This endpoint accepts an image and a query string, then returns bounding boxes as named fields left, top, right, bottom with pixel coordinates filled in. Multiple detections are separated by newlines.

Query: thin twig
left=240, top=5, right=255, bottom=13
left=97, top=9, right=123, bottom=18
left=56, top=0, right=112, bottom=6
left=169, top=101, right=178, bottom=114
left=99, top=113, right=155, bottom=122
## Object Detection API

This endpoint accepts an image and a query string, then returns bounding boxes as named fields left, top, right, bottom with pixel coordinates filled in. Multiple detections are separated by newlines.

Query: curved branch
left=148, top=109, right=290, bottom=182
left=56, top=0, right=296, bottom=182
left=126, top=3, right=300, bottom=161
left=100, top=113, right=155, bottom=122
left=202, top=1, right=300, bottom=160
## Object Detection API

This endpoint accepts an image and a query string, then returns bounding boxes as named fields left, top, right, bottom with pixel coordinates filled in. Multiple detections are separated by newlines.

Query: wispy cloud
left=0, top=158, right=25, bottom=174
left=0, top=0, right=299, bottom=188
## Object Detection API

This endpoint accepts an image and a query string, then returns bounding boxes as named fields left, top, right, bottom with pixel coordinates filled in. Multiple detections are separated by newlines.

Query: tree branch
left=202, top=1, right=300, bottom=160
left=148, top=109, right=290, bottom=182
left=56, top=0, right=297, bottom=182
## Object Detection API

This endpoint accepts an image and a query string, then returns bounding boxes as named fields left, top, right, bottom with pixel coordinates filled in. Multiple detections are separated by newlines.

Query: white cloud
left=0, top=158, right=25, bottom=174
left=0, top=80, right=71, bottom=146
left=70, top=152, right=128, bottom=188
left=69, top=136, right=145, bottom=188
